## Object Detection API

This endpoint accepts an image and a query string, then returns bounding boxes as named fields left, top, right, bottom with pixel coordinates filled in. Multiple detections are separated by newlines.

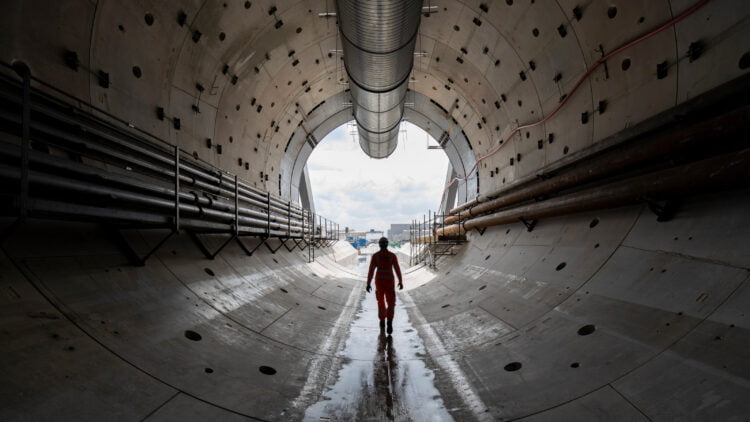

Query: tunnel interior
left=1, top=0, right=749, bottom=420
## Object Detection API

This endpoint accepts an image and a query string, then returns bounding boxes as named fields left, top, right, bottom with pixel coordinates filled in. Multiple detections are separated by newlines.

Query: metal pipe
left=26, top=198, right=299, bottom=238
left=336, top=0, right=422, bottom=158
left=444, top=106, right=750, bottom=224
left=437, top=149, right=750, bottom=236
left=11, top=113, right=306, bottom=221
left=0, top=103, right=306, bottom=219
left=0, top=166, right=304, bottom=233
left=0, top=143, right=306, bottom=229
left=449, top=74, right=750, bottom=216
left=0, top=65, right=341, bottom=242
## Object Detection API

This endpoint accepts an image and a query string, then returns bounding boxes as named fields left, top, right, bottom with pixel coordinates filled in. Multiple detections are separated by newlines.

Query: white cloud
left=307, top=121, right=449, bottom=233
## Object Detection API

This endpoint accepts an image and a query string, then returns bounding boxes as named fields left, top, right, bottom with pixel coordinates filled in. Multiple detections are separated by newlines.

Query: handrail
left=0, top=62, right=340, bottom=257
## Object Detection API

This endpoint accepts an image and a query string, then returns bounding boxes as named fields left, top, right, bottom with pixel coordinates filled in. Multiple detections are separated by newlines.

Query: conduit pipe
left=436, top=148, right=750, bottom=236
left=0, top=166, right=306, bottom=233
left=0, top=89, right=308, bottom=219
left=443, top=106, right=749, bottom=224
left=336, top=0, right=422, bottom=158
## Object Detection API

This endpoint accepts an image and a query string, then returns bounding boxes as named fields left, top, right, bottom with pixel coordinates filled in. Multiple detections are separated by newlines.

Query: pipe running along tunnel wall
left=1, top=0, right=750, bottom=420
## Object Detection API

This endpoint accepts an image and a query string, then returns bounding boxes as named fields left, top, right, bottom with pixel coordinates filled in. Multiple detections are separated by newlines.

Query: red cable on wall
left=440, top=0, right=712, bottom=212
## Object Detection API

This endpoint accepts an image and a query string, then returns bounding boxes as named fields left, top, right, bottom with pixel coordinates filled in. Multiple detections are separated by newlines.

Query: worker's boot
left=379, top=320, right=385, bottom=331
left=386, top=318, right=393, bottom=335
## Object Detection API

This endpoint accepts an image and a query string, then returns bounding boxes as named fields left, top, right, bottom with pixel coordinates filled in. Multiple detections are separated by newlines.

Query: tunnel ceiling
left=2, top=0, right=748, bottom=204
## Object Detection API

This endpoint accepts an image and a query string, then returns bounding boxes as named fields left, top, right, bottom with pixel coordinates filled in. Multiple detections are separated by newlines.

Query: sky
left=306, top=121, right=449, bottom=233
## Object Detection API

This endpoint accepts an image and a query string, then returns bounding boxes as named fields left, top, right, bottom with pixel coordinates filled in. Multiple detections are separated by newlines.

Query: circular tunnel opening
left=306, top=121, right=448, bottom=269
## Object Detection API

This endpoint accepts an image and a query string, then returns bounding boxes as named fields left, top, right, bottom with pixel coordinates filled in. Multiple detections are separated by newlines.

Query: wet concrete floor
left=303, top=261, right=453, bottom=421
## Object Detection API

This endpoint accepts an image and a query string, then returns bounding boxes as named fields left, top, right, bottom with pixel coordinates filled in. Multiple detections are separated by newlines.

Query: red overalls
left=367, top=250, right=403, bottom=321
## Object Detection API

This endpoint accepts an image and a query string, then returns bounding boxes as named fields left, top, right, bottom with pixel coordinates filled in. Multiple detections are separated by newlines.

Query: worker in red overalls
left=366, top=237, right=403, bottom=334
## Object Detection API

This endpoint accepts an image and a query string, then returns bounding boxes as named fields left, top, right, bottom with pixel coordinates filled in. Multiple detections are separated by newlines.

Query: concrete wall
left=2, top=190, right=747, bottom=420
left=0, top=218, right=362, bottom=421
left=2, top=0, right=747, bottom=203
left=403, top=188, right=750, bottom=420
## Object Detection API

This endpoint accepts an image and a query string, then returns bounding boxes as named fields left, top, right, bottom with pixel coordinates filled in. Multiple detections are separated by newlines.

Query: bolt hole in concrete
left=577, top=324, right=596, bottom=336
left=504, top=362, right=522, bottom=371
left=184, top=330, right=202, bottom=341
left=205, top=367, right=214, bottom=373
left=556, top=262, right=567, bottom=271
left=621, top=58, right=631, bottom=71
left=132, top=66, right=141, bottom=78
left=607, top=6, right=617, bottom=19
left=204, top=267, right=215, bottom=276
left=144, top=13, right=154, bottom=26
left=485, top=255, right=491, bottom=260
left=479, top=285, right=487, bottom=290
left=280, top=288, right=288, bottom=293
left=318, top=306, right=326, bottom=310
left=258, top=366, right=277, bottom=375
left=589, top=218, right=599, bottom=228
left=570, top=362, right=580, bottom=368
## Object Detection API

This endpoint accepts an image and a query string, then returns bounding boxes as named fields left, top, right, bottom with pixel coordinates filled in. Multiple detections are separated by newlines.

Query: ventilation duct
left=336, top=0, right=423, bottom=158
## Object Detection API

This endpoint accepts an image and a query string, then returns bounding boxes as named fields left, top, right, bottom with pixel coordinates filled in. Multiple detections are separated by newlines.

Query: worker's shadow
left=373, top=332, right=399, bottom=419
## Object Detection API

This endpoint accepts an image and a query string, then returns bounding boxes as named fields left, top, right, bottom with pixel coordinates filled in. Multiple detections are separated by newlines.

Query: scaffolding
left=409, top=209, right=466, bottom=268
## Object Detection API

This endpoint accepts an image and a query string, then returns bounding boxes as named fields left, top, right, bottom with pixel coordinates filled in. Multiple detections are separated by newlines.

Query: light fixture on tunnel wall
left=335, top=0, right=423, bottom=159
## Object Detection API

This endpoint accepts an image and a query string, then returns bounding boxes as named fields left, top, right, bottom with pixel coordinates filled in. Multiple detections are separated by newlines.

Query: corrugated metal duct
left=336, top=0, right=423, bottom=159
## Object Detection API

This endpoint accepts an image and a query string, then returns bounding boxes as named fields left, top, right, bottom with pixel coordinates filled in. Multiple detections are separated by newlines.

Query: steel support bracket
left=475, top=227, right=486, bottom=236
left=519, top=217, right=538, bottom=232
left=236, top=236, right=266, bottom=257
left=643, top=198, right=680, bottom=222
left=111, top=227, right=175, bottom=266
left=282, top=238, right=297, bottom=252
left=285, top=238, right=303, bottom=252
left=296, top=238, right=308, bottom=251
left=187, top=230, right=236, bottom=260
left=264, top=237, right=286, bottom=254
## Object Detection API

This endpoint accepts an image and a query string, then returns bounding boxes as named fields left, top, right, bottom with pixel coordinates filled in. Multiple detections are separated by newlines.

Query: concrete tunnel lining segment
left=1, top=0, right=750, bottom=420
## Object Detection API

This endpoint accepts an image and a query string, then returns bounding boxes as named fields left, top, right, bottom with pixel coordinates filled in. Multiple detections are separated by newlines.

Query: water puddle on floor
left=304, top=263, right=453, bottom=421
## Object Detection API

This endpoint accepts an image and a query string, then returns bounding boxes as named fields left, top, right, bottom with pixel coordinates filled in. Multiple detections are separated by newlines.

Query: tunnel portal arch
left=281, top=90, right=478, bottom=208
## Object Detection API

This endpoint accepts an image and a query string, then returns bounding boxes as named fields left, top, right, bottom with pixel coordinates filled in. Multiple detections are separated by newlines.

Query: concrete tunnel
left=1, top=0, right=749, bottom=420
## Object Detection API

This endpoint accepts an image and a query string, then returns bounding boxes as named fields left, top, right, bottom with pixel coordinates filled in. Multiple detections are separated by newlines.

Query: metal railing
left=409, top=210, right=465, bottom=267
left=0, top=62, right=339, bottom=263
